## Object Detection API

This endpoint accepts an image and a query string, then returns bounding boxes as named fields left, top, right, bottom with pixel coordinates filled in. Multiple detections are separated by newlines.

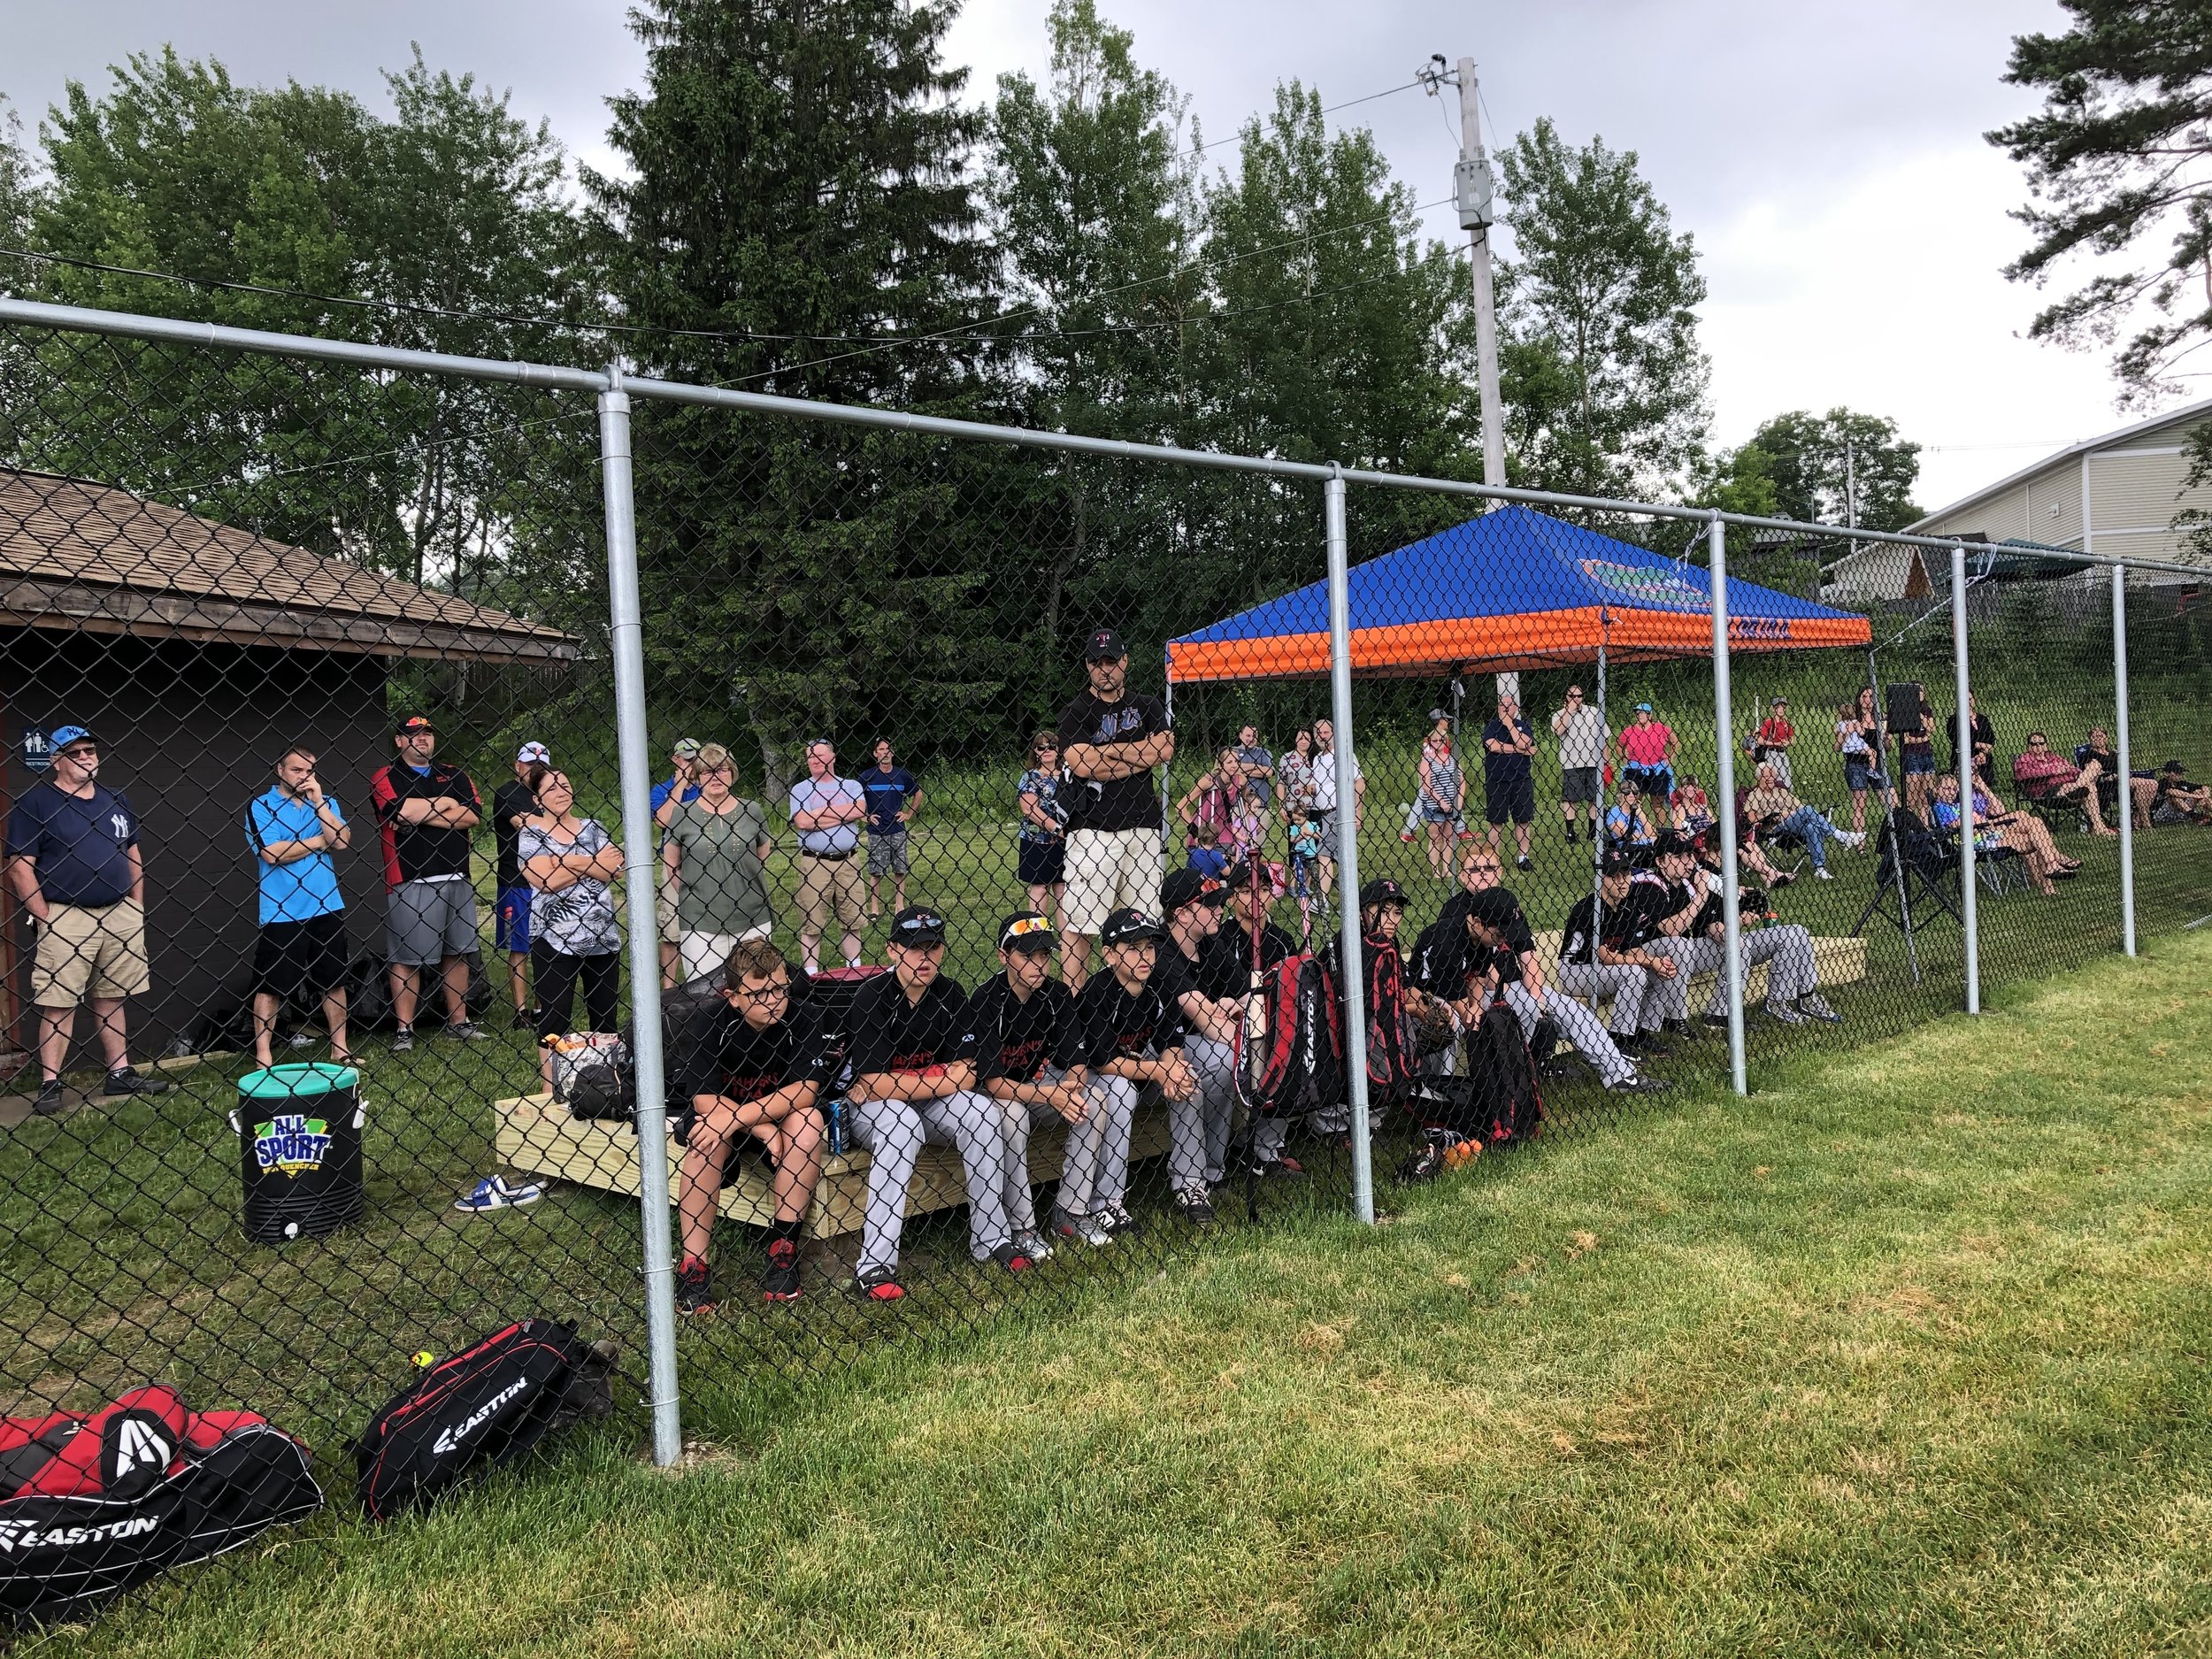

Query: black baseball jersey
left=1070, top=969, right=1187, bottom=1069
left=967, top=974, right=1080, bottom=1085
left=847, top=972, right=978, bottom=1077
left=675, top=1002, right=833, bottom=1105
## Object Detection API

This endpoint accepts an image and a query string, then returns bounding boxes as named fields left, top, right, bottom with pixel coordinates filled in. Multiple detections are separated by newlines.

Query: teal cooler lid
left=238, top=1062, right=360, bottom=1102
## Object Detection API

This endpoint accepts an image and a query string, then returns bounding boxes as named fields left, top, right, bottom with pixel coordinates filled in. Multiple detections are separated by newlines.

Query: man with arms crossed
left=5, top=725, right=173, bottom=1116
left=968, top=910, right=1090, bottom=1265
left=788, top=740, right=868, bottom=975
left=245, top=747, right=355, bottom=1069
left=1057, top=630, right=1174, bottom=990
left=1551, top=685, right=1607, bottom=845
left=672, top=938, right=830, bottom=1314
left=370, top=716, right=488, bottom=1052
left=844, top=907, right=1032, bottom=1299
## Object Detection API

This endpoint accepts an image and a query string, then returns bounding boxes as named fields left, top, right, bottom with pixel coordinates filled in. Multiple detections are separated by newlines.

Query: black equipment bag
left=353, top=1317, right=612, bottom=1521
left=1401, top=1002, right=1544, bottom=1148
left=0, top=1410, right=319, bottom=1625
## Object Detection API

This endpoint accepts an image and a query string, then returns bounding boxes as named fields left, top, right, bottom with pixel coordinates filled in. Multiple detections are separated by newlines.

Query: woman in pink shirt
left=1616, top=703, right=1676, bottom=799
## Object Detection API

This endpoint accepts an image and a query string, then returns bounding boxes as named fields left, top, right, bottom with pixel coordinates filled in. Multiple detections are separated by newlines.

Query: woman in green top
left=662, top=743, right=775, bottom=985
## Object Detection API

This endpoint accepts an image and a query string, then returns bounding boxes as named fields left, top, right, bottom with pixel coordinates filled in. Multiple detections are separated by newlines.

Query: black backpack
left=353, top=1318, right=615, bottom=1521
left=0, top=1389, right=321, bottom=1625
left=1402, top=1002, right=1544, bottom=1148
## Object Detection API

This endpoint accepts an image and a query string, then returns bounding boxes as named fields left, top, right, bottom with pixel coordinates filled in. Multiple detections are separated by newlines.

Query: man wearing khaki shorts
left=787, top=740, right=867, bottom=975
left=1056, top=628, right=1173, bottom=989
left=4, top=725, right=174, bottom=1118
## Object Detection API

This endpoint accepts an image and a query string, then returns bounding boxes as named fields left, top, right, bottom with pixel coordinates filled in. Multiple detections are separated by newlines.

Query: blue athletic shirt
left=4, top=780, right=139, bottom=907
left=247, top=787, right=347, bottom=924
left=862, top=764, right=919, bottom=835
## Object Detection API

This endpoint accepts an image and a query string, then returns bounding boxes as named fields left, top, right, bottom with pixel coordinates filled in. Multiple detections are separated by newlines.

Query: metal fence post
left=2111, top=563, right=2138, bottom=956
left=1706, top=515, right=1747, bottom=1097
left=1950, top=543, right=1978, bottom=1014
left=597, top=370, right=682, bottom=1465
left=1325, top=467, right=1374, bottom=1224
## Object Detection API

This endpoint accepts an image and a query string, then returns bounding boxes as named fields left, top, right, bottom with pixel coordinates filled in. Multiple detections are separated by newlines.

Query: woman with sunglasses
left=1017, top=732, right=1068, bottom=926
left=519, top=768, right=625, bottom=1067
left=663, top=743, right=775, bottom=985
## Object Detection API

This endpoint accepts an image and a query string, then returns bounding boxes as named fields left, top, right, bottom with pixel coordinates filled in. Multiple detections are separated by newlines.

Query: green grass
left=39, top=920, right=2212, bottom=1655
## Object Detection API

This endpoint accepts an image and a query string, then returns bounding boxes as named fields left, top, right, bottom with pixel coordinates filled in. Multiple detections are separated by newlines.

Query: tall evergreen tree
left=588, top=0, right=1016, bottom=783
left=1495, top=119, right=1709, bottom=503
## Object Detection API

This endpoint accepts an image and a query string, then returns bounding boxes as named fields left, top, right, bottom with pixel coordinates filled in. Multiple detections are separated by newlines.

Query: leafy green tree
left=983, top=0, right=1206, bottom=720
left=1495, top=118, right=1709, bottom=503
left=2, top=49, right=588, bottom=598
left=1740, top=409, right=1922, bottom=532
left=0, top=96, right=39, bottom=257
left=588, top=0, right=1018, bottom=784
left=1990, top=0, right=2212, bottom=400
left=1689, top=440, right=1781, bottom=519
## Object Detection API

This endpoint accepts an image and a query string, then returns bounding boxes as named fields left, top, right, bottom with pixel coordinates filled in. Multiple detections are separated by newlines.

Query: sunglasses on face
left=1467, top=864, right=1500, bottom=875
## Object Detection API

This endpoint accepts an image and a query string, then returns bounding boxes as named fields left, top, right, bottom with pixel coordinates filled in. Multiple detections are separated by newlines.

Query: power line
left=0, top=79, right=1433, bottom=358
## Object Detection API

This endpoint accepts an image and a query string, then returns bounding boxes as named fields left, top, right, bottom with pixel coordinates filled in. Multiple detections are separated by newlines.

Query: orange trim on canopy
left=1165, top=606, right=1872, bottom=683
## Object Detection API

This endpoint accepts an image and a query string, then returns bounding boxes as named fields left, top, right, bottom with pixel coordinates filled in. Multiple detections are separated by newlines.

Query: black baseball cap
left=997, top=911, right=1057, bottom=953
left=1085, top=627, right=1126, bottom=662
left=1464, top=889, right=1524, bottom=933
left=889, top=906, right=948, bottom=946
left=1601, top=853, right=1633, bottom=878
left=1161, top=869, right=1228, bottom=912
left=1100, top=907, right=1165, bottom=945
left=396, top=714, right=437, bottom=736
left=1653, top=831, right=1694, bottom=860
left=1359, top=877, right=1407, bottom=910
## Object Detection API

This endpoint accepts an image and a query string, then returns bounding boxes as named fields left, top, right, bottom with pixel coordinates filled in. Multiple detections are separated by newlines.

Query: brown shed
left=1, top=468, right=577, bottom=1064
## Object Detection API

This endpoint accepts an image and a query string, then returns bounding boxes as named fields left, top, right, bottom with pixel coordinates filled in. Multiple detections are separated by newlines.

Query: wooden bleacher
left=495, top=1092, right=1171, bottom=1240
left=1526, top=926, right=1866, bottom=1038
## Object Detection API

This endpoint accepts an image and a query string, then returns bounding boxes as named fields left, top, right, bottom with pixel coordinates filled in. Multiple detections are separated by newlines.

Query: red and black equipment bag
left=0, top=1386, right=321, bottom=1625
left=1234, top=949, right=1341, bottom=1119
left=354, top=1317, right=612, bottom=1521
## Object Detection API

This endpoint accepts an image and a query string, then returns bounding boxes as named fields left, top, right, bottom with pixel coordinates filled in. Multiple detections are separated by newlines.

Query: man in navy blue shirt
left=861, top=739, right=922, bottom=922
left=4, top=726, right=174, bottom=1116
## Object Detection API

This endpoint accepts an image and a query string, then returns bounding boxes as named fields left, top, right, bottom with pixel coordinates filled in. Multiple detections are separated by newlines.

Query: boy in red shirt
left=1755, top=697, right=1796, bottom=790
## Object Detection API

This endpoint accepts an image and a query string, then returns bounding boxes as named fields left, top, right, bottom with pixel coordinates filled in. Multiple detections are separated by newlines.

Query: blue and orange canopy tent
left=1166, top=506, right=1871, bottom=683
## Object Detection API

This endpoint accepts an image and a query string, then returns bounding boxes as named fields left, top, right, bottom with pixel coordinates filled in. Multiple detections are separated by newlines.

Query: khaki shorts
left=1063, top=828, right=1165, bottom=936
left=795, top=852, right=864, bottom=938
left=656, top=864, right=680, bottom=945
left=33, top=899, right=151, bottom=1005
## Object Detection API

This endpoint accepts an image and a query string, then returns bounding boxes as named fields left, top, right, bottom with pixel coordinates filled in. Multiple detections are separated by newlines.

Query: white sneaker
left=1839, top=830, right=1867, bottom=849
left=1816, top=867, right=1834, bottom=880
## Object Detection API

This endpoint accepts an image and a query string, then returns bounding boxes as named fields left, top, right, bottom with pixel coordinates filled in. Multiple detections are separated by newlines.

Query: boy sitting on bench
left=672, top=938, right=831, bottom=1314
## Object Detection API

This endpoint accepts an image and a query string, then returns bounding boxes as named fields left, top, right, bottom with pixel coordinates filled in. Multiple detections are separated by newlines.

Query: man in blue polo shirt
left=4, top=725, right=174, bottom=1117
left=245, top=745, right=355, bottom=1069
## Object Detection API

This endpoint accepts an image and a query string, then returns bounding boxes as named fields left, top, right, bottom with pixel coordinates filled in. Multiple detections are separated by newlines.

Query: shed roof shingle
left=0, top=469, right=577, bottom=664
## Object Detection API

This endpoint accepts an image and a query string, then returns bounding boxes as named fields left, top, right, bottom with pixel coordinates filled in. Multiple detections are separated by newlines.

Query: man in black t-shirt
left=1057, top=628, right=1174, bottom=991
left=1064, top=907, right=1194, bottom=1244
left=672, top=937, right=832, bottom=1313
left=493, top=742, right=550, bottom=1030
left=844, top=907, right=1028, bottom=1300
left=1556, top=856, right=1683, bottom=1051
left=1154, top=870, right=1243, bottom=1222
left=970, top=911, right=1087, bottom=1263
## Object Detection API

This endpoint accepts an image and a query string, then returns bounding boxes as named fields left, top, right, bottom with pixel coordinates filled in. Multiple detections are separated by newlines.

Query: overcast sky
left=6, top=0, right=2178, bottom=513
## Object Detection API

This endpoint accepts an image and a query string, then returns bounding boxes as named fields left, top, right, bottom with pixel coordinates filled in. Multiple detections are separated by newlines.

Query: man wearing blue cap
left=4, top=726, right=174, bottom=1116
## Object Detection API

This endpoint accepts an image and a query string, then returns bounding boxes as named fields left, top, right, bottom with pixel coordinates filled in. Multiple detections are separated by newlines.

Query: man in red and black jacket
left=368, top=716, right=486, bottom=1052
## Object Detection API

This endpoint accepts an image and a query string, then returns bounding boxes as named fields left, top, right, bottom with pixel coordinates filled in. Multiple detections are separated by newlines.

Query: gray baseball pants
left=848, top=1087, right=1017, bottom=1274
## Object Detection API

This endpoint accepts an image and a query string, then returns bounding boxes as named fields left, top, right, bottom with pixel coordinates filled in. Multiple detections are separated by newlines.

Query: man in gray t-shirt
left=787, top=741, right=868, bottom=974
left=1233, top=724, right=1274, bottom=810
left=1550, top=685, right=1609, bottom=846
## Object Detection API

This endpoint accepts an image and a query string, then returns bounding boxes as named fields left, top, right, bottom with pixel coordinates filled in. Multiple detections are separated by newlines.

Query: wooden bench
left=494, top=1093, right=1173, bottom=1240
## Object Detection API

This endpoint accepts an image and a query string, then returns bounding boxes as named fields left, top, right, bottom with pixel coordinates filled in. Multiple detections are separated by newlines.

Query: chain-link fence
left=1, top=295, right=2205, bottom=1629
